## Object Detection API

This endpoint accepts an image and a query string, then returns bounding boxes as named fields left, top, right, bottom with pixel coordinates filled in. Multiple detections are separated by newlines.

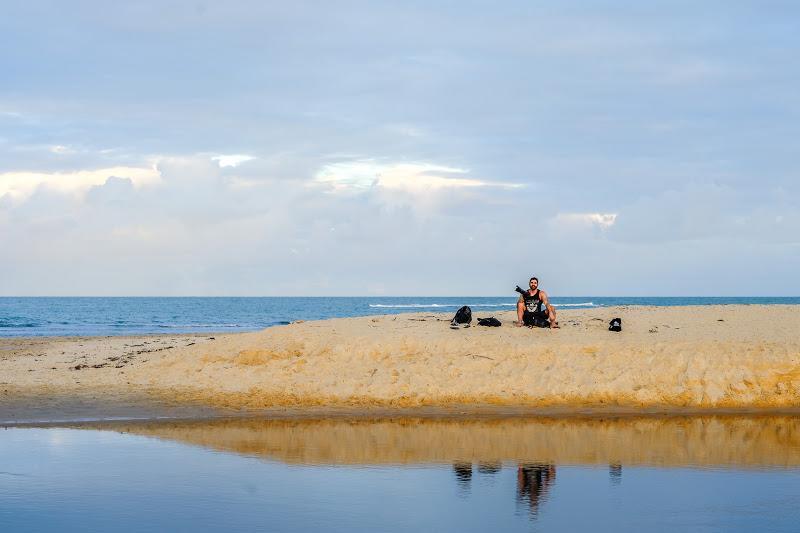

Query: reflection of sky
left=2, top=428, right=800, bottom=532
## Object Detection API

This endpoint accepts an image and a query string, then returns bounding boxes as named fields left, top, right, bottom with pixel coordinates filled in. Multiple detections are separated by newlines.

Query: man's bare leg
left=516, top=299, right=525, bottom=327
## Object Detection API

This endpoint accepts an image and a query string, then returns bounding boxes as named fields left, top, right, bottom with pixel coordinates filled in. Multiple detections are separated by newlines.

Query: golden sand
left=2, top=305, right=800, bottom=417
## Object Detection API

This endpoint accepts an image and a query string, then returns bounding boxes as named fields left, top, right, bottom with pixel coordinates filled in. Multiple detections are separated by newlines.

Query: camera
left=515, top=285, right=527, bottom=296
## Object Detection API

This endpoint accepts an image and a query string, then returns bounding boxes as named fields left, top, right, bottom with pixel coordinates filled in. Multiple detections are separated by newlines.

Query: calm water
left=2, top=296, right=799, bottom=337
left=3, top=417, right=800, bottom=532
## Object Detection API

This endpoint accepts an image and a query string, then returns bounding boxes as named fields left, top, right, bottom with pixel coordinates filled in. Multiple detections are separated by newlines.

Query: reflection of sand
left=81, top=416, right=800, bottom=467
left=2, top=305, right=800, bottom=416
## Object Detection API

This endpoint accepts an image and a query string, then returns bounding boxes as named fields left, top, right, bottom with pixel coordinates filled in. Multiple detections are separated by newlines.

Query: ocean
left=1, top=296, right=798, bottom=337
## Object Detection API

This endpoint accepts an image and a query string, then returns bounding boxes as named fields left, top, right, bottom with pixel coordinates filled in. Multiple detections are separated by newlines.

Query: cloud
left=553, top=212, right=618, bottom=229
left=0, top=110, right=24, bottom=119
left=49, top=144, right=75, bottom=155
left=1, top=151, right=798, bottom=296
left=0, top=165, right=161, bottom=202
left=212, top=154, right=256, bottom=168
left=2, top=3, right=800, bottom=295
left=314, top=161, right=523, bottom=193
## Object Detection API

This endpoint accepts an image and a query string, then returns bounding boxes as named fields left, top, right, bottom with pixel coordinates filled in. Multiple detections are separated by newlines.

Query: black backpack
left=477, top=317, right=501, bottom=327
left=608, top=318, right=622, bottom=332
left=451, top=306, right=472, bottom=328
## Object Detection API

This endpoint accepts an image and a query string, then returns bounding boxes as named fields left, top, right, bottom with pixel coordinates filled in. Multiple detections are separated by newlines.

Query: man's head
left=529, top=277, right=539, bottom=290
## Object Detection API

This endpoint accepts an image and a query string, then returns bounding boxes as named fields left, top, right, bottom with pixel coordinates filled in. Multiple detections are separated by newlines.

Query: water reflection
left=609, top=463, right=623, bottom=484
left=452, top=462, right=473, bottom=496
left=80, top=415, right=800, bottom=468
left=516, top=464, right=556, bottom=517
left=7, top=416, right=800, bottom=531
left=476, top=462, right=501, bottom=474
left=449, top=460, right=557, bottom=518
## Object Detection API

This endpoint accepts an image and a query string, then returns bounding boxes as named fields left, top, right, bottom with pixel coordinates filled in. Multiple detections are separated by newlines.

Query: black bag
left=477, top=317, right=501, bottom=327
left=608, top=318, right=622, bottom=332
left=533, top=317, right=549, bottom=328
left=451, top=306, right=472, bottom=328
left=523, top=311, right=549, bottom=328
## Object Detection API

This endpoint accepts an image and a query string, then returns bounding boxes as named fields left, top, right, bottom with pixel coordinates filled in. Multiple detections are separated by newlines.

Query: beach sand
left=2, top=305, right=800, bottom=421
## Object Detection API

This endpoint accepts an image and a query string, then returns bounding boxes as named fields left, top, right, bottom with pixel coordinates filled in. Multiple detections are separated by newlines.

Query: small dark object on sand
left=450, top=306, right=472, bottom=329
left=609, top=318, right=622, bottom=332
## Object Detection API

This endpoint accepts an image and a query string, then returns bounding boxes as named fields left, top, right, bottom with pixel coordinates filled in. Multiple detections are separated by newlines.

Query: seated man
left=516, top=277, right=558, bottom=329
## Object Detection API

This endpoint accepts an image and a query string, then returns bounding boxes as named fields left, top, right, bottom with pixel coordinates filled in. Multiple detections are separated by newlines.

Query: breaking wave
left=369, top=302, right=596, bottom=309
left=369, top=303, right=516, bottom=309
left=157, top=323, right=243, bottom=328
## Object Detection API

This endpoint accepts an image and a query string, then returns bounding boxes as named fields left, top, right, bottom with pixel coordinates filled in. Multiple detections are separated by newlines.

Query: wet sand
left=2, top=305, right=800, bottom=422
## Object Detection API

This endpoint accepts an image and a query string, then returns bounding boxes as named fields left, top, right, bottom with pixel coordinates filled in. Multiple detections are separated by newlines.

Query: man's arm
left=540, top=291, right=559, bottom=328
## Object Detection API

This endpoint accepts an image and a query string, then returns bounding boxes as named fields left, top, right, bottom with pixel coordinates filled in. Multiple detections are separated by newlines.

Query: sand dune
left=2, top=305, right=800, bottom=418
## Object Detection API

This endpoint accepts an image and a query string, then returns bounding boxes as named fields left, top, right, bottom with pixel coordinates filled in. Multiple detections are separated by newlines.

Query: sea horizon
left=2, top=296, right=799, bottom=337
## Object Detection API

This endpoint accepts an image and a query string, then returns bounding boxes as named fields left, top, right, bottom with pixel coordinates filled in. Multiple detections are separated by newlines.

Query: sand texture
left=77, top=416, right=800, bottom=467
left=2, top=305, right=800, bottom=419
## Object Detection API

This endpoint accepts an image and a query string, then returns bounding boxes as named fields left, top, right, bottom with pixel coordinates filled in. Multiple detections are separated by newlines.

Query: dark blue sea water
left=1, top=296, right=799, bottom=337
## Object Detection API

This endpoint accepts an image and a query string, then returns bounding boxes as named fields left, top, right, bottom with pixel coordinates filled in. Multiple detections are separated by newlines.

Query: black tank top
left=523, top=290, right=543, bottom=313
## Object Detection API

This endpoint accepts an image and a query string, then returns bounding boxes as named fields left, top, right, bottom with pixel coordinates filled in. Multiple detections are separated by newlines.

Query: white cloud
left=49, top=145, right=75, bottom=154
left=553, top=212, right=618, bottom=229
left=212, top=154, right=256, bottom=168
left=0, top=165, right=162, bottom=202
left=0, top=109, right=23, bottom=119
left=314, top=160, right=522, bottom=193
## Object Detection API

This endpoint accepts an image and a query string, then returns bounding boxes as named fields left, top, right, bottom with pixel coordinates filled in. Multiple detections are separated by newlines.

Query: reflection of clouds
left=48, top=430, right=66, bottom=447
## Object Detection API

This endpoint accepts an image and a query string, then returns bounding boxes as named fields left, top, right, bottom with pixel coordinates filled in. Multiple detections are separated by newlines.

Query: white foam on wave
left=157, top=323, right=242, bottom=328
left=368, top=302, right=595, bottom=309
left=369, top=304, right=451, bottom=308
left=369, top=303, right=516, bottom=309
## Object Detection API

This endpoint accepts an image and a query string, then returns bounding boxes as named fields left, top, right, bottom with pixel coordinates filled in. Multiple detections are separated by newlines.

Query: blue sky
left=1, top=1, right=798, bottom=295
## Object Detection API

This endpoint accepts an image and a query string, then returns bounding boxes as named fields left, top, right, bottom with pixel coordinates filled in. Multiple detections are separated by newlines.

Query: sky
left=1, top=1, right=798, bottom=296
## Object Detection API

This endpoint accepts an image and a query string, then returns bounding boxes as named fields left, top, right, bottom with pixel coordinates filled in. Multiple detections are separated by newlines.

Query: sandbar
left=2, top=305, right=800, bottom=422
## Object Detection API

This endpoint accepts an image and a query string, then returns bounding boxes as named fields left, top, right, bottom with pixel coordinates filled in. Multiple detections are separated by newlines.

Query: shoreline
left=2, top=304, right=800, bottom=422
left=8, top=405, right=800, bottom=429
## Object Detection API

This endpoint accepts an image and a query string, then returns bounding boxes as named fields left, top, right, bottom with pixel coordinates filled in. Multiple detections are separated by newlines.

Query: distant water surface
left=3, top=416, right=800, bottom=532
left=1, top=296, right=798, bottom=337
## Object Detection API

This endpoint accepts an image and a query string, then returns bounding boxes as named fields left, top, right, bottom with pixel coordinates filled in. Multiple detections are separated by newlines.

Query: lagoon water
left=3, top=417, right=800, bottom=532
left=2, top=296, right=799, bottom=337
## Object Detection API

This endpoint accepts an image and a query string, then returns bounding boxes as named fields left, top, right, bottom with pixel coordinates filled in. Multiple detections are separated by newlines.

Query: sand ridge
left=2, top=305, right=800, bottom=418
